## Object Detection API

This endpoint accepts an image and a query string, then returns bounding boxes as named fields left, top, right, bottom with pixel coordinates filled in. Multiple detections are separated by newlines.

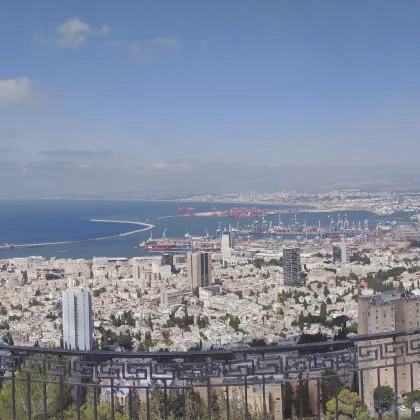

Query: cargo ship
left=0, top=244, right=14, bottom=251
left=148, top=245, right=192, bottom=253
left=147, top=244, right=177, bottom=251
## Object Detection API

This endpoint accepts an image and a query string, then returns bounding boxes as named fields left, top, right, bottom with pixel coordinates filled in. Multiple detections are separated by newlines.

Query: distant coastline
left=0, top=197, right=384, bottom=217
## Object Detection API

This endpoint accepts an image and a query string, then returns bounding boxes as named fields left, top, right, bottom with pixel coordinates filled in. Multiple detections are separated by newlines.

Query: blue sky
left=2, top=1, right=420, bottom=195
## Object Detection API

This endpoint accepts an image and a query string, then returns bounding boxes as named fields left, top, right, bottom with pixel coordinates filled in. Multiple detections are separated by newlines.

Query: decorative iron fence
left=2, top=328, right=420, bottom=419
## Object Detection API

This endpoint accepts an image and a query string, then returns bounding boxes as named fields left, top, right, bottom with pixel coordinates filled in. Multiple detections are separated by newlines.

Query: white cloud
left=0, top=77, right=34, bottom=105
left=151, top=162, right=168, bottom=170
left=57, top=17, right=110, bottom=49
left=151, top=162, right=191, bottom=172
left=155, top=37, right=181, bottom=48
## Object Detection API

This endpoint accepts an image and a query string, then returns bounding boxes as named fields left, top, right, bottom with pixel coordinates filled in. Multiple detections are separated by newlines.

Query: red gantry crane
left=177, top=202, right=183, bottom=217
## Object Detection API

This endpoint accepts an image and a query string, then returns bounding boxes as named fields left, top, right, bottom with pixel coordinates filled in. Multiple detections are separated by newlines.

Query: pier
left=12, top=220, right=155, bottom=249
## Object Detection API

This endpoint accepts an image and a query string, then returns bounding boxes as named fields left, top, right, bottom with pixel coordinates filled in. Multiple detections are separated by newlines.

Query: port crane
left=162, top=228, right=167, bottom=239
left=211, top=203, right=217, bottom=216
left=262, top=216, right=268, bottom=232
left=177, top=202, right=183, bottom=217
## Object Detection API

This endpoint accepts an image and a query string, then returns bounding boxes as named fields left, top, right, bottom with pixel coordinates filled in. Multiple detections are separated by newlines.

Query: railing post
left=146, top=387, right=150, bottom=419
left=262, top=374, right=266, bottom=420
left=110, top=378, right=115, bottom=420
left=94, top=385, right=98, bottom=420
left=377, top=368, right=382, bottom=420
left=226, top=385, right=230, bottom=420
left=128, top=386, right=132, bottom=419
left=207, top=378, right=212, bottom=420
left=26, top=372, right=32, bottom=420
left=316, top=378, right=321, bottom=420
left=410, top=363, right=415, bottom=420
left=299, top=375, right=303, bottom=420
left=43, top=381, right=47, bottom=420
left=393, top=357, right=399, bottom=420
left=59, top=374, right=64, bottom=420
left=11, top=370, right=16, bottom=420
left=164, top=379, right=168, bottom=420
left=76, top=383, right=81, bottom=420
left=244, top=374, right=248, bottom=420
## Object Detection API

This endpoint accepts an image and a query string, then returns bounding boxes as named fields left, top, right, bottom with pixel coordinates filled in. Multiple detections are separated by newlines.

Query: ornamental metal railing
left=2, top=328, right=420, bottom=419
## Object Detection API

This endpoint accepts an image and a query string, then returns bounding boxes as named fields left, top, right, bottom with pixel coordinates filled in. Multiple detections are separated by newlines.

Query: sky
left=2, top=1, right=420, bottom=195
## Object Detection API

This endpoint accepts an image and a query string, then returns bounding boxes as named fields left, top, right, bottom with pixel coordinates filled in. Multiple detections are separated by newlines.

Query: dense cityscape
left=2, top=194, right=420, bottom=418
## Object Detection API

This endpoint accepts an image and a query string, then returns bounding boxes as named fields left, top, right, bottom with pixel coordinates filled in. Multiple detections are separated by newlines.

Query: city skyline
left=3, top=2, right=420, bottom=195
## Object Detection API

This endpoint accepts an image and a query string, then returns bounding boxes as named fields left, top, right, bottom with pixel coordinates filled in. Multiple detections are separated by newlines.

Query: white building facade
left=62, top=288, right=93, bottom=350
left=221, top=230, right=235, bottom=260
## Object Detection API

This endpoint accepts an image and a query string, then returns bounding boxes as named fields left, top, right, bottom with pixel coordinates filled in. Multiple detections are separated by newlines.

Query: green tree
left=325, top=389, right=369, bottom=419
left=59, top=403, right=129, bottom=419
left=254, top=258, right=264, bottom=268
left=321, top=370, right=344, bottom=413
left=0, top=371, right=71, bottom=419
left=210, top=391, right=221, bottom=419
left=294, top=381, right=311, bottom=417
left=319, top=302, right=327, bottom=322
left=85, top=386, right=100, bottom=408
left=117, top=334, right=133, bottom=351
left=374, top=385, right=395, bottom=410
left=283, top=382, right=294, bottom=418
left=297, top=311, right=305, bottom=331
left=350, top=371, right=359, bottom=393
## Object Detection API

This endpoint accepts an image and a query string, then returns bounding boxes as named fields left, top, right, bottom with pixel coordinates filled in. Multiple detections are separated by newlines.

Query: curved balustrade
left=2, top=329, right=420, bottom=419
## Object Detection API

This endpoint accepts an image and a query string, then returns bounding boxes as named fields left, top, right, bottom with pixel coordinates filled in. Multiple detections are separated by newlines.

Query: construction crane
left=211, top=203, right=217, bottom=216
left=364, top=219, right=369, bottom=232
left=293, top=214, right=300, bottom=233
left=262, top=216, right=268, bottom=232
left=177, top=202, right=183, bottom=217
left=253, top=220, right=259, bottom=234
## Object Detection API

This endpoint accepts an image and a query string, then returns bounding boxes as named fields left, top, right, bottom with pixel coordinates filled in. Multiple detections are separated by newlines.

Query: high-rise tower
left=187, top=252, right=212, bottom=289
left=221, top=229, right=235, bottom=260
left=62, top=288, right=93, bottom=351
left=283, top=245, right=303, bottom=287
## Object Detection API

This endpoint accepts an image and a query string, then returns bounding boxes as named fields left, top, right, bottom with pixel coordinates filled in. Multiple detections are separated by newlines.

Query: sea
left=0, top=199, right=409, bottom=260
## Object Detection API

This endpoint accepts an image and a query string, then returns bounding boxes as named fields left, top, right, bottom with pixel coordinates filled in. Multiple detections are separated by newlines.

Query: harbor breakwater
left=13, top=220, right=155, bottom=249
